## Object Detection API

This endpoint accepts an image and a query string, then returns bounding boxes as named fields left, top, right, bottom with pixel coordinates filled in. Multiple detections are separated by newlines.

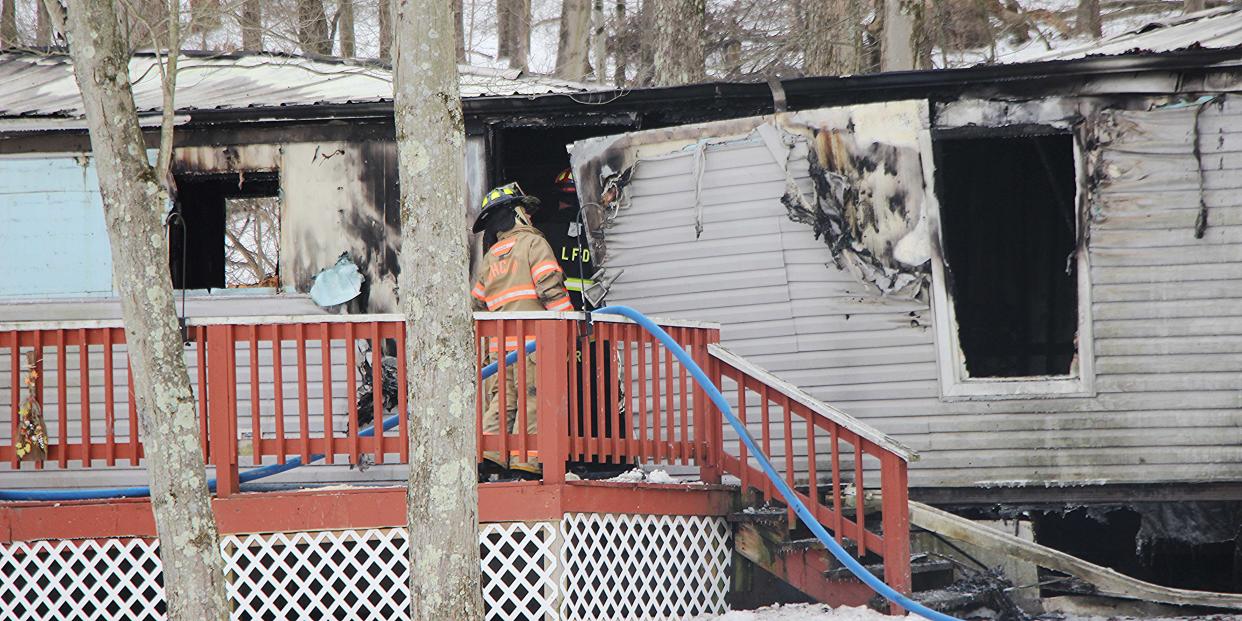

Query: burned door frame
left=925, top=122, right=1097, bottom=400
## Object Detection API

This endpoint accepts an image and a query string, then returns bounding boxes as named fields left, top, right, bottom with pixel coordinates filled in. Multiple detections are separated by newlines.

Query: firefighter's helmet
left=473, top=182, right=540, bottom=233
left=554, top=168, right=576, bottom=194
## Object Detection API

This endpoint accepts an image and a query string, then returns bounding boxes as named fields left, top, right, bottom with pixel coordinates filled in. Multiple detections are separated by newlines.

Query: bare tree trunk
left=497, top=0, right=529, bottom=71
left=805, top=0, right=858, bottom=76
left=1184, top=0, right=1206, bottom=13
left=591, top=0, right=607, bottom=82
left=1077, top=0, right=1101, bottom=37
left=392, top=0, right=481, bottom=617
left=557, top=0, right=591, bottom=80
left=378, top=0, right=392, bottom=60
left=240, top=0, right=262, bottom=50
left=36, top=0, right=51, bottom=45
left=453, top=0, right=465, bottom=62
left=651, top=0, right=705, bottom=86
left=55, top=0, right=228, bottom=619
left=1, top=0, right=17, bottom=47
left=297, top=0, right=332, bottom=55
left=880, top=0, right=915, bottom=71
left=338, top=0, right=355, bottom=56
left=613, top=0, right=627, bottom=86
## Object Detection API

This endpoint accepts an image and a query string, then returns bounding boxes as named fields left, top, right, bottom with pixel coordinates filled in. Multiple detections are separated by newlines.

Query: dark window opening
left=494, top=125, right=630, bottom=211
left=935, top=133, right=1078, bottom=378
left=169, top=172, right=280, bottom=290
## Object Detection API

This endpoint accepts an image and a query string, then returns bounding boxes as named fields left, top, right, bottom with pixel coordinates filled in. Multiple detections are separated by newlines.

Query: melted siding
left=599, top=100, right=1242, bottom=489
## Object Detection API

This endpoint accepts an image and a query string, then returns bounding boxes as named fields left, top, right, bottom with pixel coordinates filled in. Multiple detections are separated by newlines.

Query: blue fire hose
left=0, top=342, right=534, bottom=502
left=592, top=306, right=956, bottom=621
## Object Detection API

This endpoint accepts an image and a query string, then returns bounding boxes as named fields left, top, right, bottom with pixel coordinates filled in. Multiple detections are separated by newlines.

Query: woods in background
left=0, top=0, right=1218, bottom=86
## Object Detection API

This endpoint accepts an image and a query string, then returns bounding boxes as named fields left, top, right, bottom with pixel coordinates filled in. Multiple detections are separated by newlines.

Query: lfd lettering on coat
left=486, top=258, right=516, bottom=283
left=560, top=247, right=590, bottom=262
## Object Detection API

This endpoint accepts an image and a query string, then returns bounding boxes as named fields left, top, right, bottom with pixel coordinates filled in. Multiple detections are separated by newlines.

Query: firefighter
left=539, top=168, right=596, bottom=310
left=471, top=182, right=573, bottom=478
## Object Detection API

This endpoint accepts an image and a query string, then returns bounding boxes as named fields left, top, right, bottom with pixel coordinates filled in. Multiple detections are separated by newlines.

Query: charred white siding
left=593, top=98, right=1242, bottom=489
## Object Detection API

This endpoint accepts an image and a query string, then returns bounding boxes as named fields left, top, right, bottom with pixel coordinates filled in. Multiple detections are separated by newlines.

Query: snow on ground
left=694, top=604, right=901, bottom=621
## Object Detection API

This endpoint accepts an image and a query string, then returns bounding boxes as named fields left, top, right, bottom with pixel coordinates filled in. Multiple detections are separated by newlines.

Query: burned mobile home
left=1, top=7, right=1242, bottom=595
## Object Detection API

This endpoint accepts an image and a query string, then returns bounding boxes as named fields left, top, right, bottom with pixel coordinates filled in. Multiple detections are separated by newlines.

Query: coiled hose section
left=593, top=305, right=955, bottom=621
left=0, top=341, right=537, bottom=502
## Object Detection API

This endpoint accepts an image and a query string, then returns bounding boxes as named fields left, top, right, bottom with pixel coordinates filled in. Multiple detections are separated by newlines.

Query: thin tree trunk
left=240, top=0, right=262, bottom=50
left=338, top=0, right=355, bottom=56
left=1077, top=0, right=1101, bottom=37
left=497, top=0, right=529, bottom=71
left=805, top=0, right=858, bottom=76
left=1, top=0, right=17, bottom=47
left=454, top=0, right=465, bottom=62
left=36, top=0, right=51, bottom=45
left=591, top=0, right=607, bottom=82
left=613, top=0, right=627, bottom=86
left=880, top=0, right=915, bottom=71
left=557, top=0, right=591, bottom=80
left=651, top=0, right=705, bottom=86
left=297, top=0, right=332, bottom=55
left=1184, top=0, right=1206, bottom=13
left=378, top=0, right=392, bottom=60
left=392, top=0, right=481, bottom=616
left=55, top=0, right=228, bottom=619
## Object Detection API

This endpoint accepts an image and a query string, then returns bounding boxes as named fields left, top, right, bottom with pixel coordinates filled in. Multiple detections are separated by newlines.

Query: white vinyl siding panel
left=599, top=100, right=1242, bottom=489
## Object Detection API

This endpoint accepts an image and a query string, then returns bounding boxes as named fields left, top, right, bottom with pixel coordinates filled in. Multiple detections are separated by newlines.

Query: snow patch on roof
left=0, top=50, right=596, bottom=120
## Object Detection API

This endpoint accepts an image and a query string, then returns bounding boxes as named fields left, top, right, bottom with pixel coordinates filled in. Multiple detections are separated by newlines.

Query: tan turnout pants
left=482, top=352, right=539, bottom=471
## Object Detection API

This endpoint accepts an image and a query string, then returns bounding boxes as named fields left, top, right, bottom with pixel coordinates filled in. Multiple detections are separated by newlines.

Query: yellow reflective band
left=564, top=278, right=596, bottom=292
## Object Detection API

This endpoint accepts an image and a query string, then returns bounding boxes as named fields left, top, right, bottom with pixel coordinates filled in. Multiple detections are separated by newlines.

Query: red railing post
left=535, top=319, right=569, bottom=485
left=880, top=451, right=912, bottom=613
left=206, top=325, right=239, bottom=497
left=695, top=328, right=722, bottom=484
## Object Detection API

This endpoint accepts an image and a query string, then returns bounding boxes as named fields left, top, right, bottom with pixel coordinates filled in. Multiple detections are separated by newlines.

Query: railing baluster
left=8, top=334, right=19, bottom=469
left=249, top=330, right=261, bottom=466
left=637, top=328, right=648, bottom=465
left=396, top=322, right=409, bottom=464
left=56, top=330, right=66, bottom=469
left=664, top=335, right=675, bottom=463
left=296, top=323, right=310, bottom=464
left=782, top=394, right=794, bottom=527
left=126, top=363, right=139, bottom=466
left=567, top=321, right=581, bottom=461
left=760, top=384, right=771, bottom=501
left=78, top=328, right=90, bottom=467
left=736, top=375, right=748, bottom=494
left=650, top=335, right=662, bottom=465
left=807, top=408, right=818, bottom=525
left=496, top=319, right=509, bottom=467
left=321, top=323, right=334, bottom=465
left=515, top=319, right=530, bottom=467
left=623, top=327, right=635, bottom=461
left=272, top=326, right=286, bottom=465
left=592, top=321, right=608, bottom=463
left=582, top=323, right=596, bottom=462
left=196, top=326, right=209, bottom=458
left=347, top=323, right=360, bottom=465
left=474, top=322, right=485, bottom=464
left=855, top=440, right=866, bottom=558
left=830, top=423, right=843, bottom=544
left=32, top=331, right=44, bottom=470
left=371, top=322, right=384, bottom=465
left=880, top=451, right=913, bottom=606
left=103, top=329, right=115, bottom=467
left=678, top=328, right=689, bottom=465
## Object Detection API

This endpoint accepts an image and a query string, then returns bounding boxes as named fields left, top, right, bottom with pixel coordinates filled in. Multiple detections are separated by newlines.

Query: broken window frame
left=168, top=170, right=283, bottom=293
left=927, top=126, right=1096, bottom=400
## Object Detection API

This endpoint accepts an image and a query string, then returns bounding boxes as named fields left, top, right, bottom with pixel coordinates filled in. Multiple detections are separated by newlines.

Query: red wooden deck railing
left=0, top=311, right=913, bottom=595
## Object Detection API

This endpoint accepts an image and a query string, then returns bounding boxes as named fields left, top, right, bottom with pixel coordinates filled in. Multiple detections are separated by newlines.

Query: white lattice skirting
left=0, top=514, right=730, bottom=621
